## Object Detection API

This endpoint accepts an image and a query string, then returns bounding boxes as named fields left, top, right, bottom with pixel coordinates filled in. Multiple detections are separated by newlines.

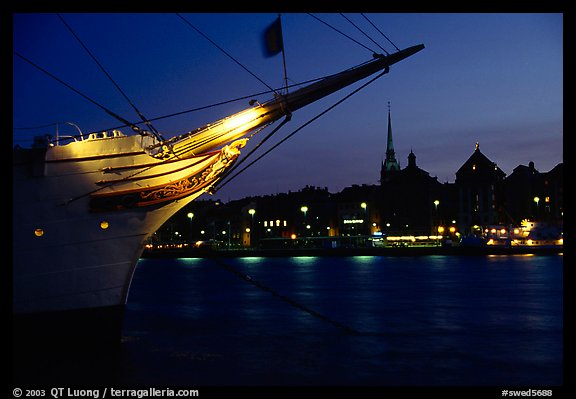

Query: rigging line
left=156, top=57, right=378, bottom=153
left=360, top=13, right=401, bottom=52
left=98, top=62, right=367, bottom=135
left=14, top=122, right=58, bottom=131
left=96, top=55, right=375, bottom=135
left=14, top=51, right=141, bottom=134
left=339, top=13, right=389, bottom=56
left=17, top=49, right=372, bottom=142
left=176, top=13, right=277, bottom=95
left=211, top=117, right=291, bottom=192
left=101, top=84, right=291, bottom=134
left=210, top=258, right=359, bottom=335
left=56, top=14, right=164, bottom=142
left=307, top=13, right=375, bottom=54
left=106, top=71, right=341, bottom=134
left=214, top=67, right=390, bottom=192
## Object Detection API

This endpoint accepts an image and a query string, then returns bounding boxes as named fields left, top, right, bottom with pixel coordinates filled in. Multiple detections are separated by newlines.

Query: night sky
left=12, top=13, right=563, bottom=201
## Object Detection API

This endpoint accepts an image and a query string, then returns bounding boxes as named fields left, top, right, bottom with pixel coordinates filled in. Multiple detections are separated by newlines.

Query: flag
left=263, top=16, right=284, bottom=57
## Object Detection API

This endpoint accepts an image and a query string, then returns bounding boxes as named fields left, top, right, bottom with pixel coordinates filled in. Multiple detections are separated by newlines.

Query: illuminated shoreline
left=142, top=244, right=563, bottom=259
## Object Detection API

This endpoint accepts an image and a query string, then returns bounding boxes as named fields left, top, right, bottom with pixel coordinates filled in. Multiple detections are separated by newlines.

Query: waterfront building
left=455, top=143, right=506, bottom=234
left=378, top=105, right=448, bottom=235
left=380, top=149, right=446, bottom=235
left=334, top=184, right=380, bottom=237
left=503, top=161, right=563, bottom=224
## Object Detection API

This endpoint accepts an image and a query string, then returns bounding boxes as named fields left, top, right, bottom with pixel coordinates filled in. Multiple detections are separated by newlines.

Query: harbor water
left=14, top=254, right=563, bottom=389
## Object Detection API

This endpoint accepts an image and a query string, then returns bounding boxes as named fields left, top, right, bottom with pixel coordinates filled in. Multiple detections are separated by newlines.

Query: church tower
left=380, top=102, right=400, bottom=183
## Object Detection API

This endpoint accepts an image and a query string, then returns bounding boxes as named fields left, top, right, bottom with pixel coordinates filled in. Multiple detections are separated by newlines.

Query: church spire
left=383, top=101, right=400, bottom=172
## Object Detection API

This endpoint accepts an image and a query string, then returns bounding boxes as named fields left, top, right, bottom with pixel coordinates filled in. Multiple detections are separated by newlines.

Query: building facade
left=151, top=113, right=562, bottom=247
left=503, top=161, right=563, bottom=224
left=455, top=143, right=507, bottom=233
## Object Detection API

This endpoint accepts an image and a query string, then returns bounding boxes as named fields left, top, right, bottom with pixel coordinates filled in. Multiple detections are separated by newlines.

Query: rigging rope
left=360, top=13, right=401, bottom=52
left=213, top=66, right=390, bottom=193
left=212, top=256, right=400, bottom=336
left=56, top=14, right=164, bottom=142
left=16, top=14, right=400, bottom=144
left=14, top=50, right=141, bottom=135
left=14, top=55, right=372, bottom=143
left=307, top=13, right=376, bottom=54
left=339, top=13, right=389, bottom=55
left=210, top=116, right=291, bottom=192
left=94, top=62, right=373, bottom=138
left=176, top=13, right=277, bottom=95
left=210, top=258, right=359, bottom=335
left=13, top=122, right=59, bottom=131
left=126, top=54, right=383, bottom=163
left=100, top=70, right=351, bottom=134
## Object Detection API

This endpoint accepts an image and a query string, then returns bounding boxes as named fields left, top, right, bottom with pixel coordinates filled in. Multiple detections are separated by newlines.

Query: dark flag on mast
left=263, top=16, right=284, bottom=57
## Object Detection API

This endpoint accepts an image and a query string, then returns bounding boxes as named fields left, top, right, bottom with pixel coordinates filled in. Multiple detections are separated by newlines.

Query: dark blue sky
left=13, top=13, right=563, bottom=201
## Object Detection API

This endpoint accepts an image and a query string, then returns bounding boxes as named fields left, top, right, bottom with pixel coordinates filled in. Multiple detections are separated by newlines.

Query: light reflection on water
left=122, top=254, right=562, bottom=386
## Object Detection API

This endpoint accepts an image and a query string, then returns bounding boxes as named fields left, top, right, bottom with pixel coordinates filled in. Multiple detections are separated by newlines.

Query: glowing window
left=34, top=228, right=44, bottom=237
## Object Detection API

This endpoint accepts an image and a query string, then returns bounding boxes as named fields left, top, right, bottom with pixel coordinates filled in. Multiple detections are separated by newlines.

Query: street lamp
left=301, top=206, right=308, bottom=239
left=533, top=196, right=540, bottom=219
left=361, top=202, right=368, bottom=235
left=248, top=208, right=256, bottom=247
left=227, top=221, right=231, bottom=247
left=187, top=212, right=194, bottom=244
left=433, top=200, right=440, bottom=236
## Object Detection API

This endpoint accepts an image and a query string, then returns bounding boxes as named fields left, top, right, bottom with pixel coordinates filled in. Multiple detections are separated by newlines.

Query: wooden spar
left=161, top=44, right=425, bottom=158
left=280, top=44, right=425, bottom=113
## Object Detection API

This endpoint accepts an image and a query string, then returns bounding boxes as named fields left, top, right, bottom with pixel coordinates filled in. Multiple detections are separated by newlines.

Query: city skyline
left=13, top=13, right=563, bottom=200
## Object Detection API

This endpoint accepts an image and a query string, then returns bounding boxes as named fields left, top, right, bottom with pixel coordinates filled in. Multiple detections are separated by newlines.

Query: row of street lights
left=171, top=194, right=554, bottom=247
left=186, top=200, right=434, bottom=240
left=184, top=199, right=444, bottom=243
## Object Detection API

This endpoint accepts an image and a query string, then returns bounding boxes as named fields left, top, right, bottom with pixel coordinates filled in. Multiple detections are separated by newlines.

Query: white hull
left=13, top=132, right=241, bottom=314
left=13, top=199, right=198, bottom=314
